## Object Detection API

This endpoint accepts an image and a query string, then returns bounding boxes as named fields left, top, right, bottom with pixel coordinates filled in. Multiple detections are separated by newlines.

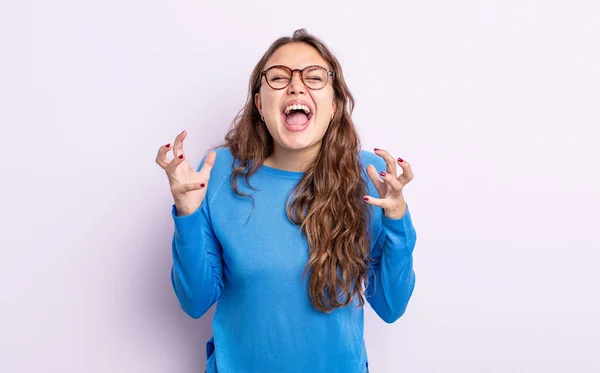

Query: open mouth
left=282, top=104, right=313, bottom=131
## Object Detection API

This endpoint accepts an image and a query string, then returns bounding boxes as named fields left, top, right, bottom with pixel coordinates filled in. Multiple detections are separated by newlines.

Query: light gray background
left=1, top=0, right=599, bottom=372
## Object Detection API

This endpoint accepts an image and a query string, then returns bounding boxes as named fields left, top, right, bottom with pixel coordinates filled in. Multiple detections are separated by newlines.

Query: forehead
left=265, top=42, right=330, bottom=70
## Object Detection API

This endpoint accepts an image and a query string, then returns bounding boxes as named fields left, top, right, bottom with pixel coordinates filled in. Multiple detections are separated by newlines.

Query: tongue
left=286, top=112, right=309, bottom=126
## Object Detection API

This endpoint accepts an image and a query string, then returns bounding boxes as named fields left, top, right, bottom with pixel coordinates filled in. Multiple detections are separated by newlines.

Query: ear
left=332, top=99, right=337, bottom=117
left=254, top=92, right=262, bottom=116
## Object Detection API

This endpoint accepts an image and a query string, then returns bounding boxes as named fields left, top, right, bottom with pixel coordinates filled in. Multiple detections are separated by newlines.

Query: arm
left=170, top=158, right=224, bottom=319
left=365, top=205, right=416, bottom=323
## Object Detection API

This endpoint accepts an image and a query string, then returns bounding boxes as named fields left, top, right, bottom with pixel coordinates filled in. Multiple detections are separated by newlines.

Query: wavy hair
left=214, top=29, right=373, bottom=313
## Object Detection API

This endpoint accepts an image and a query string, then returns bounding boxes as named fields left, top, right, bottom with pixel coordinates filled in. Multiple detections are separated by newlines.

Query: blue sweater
left=170, top=147, right=416, bottom=373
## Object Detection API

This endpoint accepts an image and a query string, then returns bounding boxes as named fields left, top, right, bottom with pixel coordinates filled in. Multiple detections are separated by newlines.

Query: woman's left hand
left=364, top=148, right=414, bottom=219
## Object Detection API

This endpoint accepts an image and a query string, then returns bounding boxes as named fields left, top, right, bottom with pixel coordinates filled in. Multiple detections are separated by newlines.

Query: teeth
left=284, top=104, right=311, bottom=115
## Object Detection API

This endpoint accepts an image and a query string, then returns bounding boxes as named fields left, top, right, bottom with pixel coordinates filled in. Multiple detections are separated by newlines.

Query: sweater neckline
left=258, top=163, right=305, bottom=180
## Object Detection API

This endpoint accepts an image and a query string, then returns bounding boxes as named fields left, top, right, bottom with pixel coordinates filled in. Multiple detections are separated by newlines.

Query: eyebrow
left=264, top=64, right=330, bottom=71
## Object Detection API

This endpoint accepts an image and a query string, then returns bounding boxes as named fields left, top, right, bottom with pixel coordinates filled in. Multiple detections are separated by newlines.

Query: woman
left=155, top=29, right=416, bottom=373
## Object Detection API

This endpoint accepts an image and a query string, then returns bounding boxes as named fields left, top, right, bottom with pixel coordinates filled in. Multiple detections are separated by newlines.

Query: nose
left=287, top=70, right=306, bottom=94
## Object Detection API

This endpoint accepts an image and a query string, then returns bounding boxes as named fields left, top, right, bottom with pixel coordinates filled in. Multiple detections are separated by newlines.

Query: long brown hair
left=214, top=29, right=373, bottom=313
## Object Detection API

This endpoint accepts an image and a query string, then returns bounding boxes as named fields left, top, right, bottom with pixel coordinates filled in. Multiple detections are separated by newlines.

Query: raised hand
left=364, top=148, right=414, bottom=219
left=155, top=130, right=216, bottom=216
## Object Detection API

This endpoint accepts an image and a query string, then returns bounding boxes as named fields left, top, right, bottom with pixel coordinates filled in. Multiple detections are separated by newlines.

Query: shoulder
left=358, top=149, right=386, bottom=193
left=358, top=149, right=386, bottom=172
left=197, top=146, right=234, bottom=173
left=196, top=146, right=234, bottom=201
left=358, top=150, right=385, bottom=233
left=212, top=146, right=234, bottom=163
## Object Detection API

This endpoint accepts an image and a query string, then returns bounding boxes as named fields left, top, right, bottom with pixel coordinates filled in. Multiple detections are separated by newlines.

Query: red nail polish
left=165, top=143, right=171, bottom=148
left=380, top=171, right=386, bottom=177
left=374, top=148, right=380, bottom=151
left=178, top=154, right=184, bottom=159
left=200, top=183, right=205, bottom=188
left=398, top=158, right=403, bottom=163
left=364, top=197, right=369, bottom=201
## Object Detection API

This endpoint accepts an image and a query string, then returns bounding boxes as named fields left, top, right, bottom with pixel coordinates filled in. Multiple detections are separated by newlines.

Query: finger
left=173, top=181, right=205, bottom=194
left=198, top=150, right=217, bottom=179
left=379, top=171, right=404, bottom=192
left=396, top=157, right=414, bottom=183
left=363, top=195, right=390, bottom=210
left=173, top=130, right=187, bottom=159
left=374, top=148, right=397, bottom=177
left=155, top=143, right=172, bottom=169
left=164, top=150, right=187, bottom=174
left=366, top=164, right=385, bottom=197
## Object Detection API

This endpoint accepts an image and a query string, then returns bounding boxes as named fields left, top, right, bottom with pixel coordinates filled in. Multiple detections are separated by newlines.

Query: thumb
left=364, top=195, right=387, bottom=209
left=180, top=181, right=206, bottom=193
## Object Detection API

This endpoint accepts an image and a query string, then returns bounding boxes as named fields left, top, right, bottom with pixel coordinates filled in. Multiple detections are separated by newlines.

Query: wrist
left=174, top=204, right=194, bottom=217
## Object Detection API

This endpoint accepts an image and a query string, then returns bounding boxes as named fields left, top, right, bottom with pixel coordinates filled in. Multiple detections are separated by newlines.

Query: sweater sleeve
left=170, top=157, right=224, bottom=319
left=365, top=205, right=417, bottom=323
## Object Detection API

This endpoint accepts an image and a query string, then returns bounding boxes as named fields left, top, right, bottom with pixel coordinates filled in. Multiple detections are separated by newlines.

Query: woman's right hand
left=155, top=130, right=216, bottom=216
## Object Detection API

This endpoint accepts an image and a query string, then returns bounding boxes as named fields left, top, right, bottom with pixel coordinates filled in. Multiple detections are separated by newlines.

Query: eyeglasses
left=260, top=65, right=334, bottom=90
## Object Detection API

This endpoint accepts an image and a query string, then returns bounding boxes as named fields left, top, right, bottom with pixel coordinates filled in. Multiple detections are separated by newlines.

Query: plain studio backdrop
left=1, top=0, right=599, bottom=372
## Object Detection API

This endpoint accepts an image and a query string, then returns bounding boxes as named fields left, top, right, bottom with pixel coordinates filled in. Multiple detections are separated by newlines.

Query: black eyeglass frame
left=260, top=65, right=334, bottom=91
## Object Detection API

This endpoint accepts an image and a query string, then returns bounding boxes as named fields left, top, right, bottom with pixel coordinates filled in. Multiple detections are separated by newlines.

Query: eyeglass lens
left=264, top=66, right=328, bottom=90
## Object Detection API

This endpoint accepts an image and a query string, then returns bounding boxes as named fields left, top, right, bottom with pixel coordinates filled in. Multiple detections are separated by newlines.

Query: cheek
left=262, top=92, right=282, bottom=116
left=314, top=94, right=335, bottom=116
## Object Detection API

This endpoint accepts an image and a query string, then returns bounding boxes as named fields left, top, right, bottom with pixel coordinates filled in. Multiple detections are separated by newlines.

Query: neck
left=264, top=142, right=321, bottom=172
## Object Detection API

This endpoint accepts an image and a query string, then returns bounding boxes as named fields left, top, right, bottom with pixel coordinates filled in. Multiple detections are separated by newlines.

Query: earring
left=261, top=115, right=265, bottom=121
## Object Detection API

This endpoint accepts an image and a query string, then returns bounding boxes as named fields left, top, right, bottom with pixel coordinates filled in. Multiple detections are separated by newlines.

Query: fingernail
left=380, top=171, right=386, bottom=177
left=165, top=143, right=171, bottom=148
left=364, top=197, right=369, bottom=201
left=374, top=148, right=380, bottom=151
left=181, top=130, right=185, bottom=134
left=397, top=158, right=403, bottom=163
left=178, top=154, right=184, bottom=159
left=200, top=183, right=205, bottom=188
